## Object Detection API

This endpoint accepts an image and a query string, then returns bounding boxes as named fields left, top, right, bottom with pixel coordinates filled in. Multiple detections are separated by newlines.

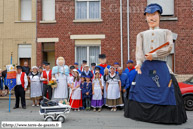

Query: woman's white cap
left=32, top=66, right=38, bottom=70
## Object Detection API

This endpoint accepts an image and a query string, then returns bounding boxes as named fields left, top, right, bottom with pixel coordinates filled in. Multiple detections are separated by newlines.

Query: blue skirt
left=129, top=60, right=176, bottom=105
left=125, top=60, right=187, bottom=124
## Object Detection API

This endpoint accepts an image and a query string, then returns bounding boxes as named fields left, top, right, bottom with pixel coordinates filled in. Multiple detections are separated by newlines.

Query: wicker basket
left=51, top=84, right=57, bottom=89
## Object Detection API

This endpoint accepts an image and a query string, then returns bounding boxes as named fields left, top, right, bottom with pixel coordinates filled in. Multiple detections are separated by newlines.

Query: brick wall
left=37, top=0, right=193, bottom=74
left=37, top=0, right=124, bottom=67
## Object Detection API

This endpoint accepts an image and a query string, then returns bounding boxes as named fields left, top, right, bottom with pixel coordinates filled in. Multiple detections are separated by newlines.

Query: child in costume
left=70, top=69, right=82, bottom=111
left=91, top=71, right=103, bottom=112
left=83, top=76, right=92, bottom=111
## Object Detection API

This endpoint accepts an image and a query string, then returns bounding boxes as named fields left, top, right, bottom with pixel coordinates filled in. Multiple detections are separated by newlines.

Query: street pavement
left=0, top=100, right=193, bottom=129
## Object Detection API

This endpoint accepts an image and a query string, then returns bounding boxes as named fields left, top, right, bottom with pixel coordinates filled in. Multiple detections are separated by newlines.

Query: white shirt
left=40, top=70, right=51, bottom=81
left=136, top=27, right=173, bottom=66
left=16, top=72, right=28, bottom=88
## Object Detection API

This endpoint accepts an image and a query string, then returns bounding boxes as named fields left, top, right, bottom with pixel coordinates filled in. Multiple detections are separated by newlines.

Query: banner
left=6, top=65, right=16, bottom=91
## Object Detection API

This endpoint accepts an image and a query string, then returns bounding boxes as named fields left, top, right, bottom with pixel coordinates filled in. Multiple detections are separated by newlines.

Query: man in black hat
left=42, top=61, right=47, bottom=70
left=41, top=63, right=52, bottom=100
left=80, top=60, right=87, bottom=72
left=13, top=66, right=28, bottom=109
left=91, top=63, right=96, bottom=78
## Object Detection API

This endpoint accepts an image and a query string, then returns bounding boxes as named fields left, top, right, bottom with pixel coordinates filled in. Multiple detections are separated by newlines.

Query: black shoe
left=13, top=106, right=19, bottom=109
left=22, top=106, right=26, bottom=109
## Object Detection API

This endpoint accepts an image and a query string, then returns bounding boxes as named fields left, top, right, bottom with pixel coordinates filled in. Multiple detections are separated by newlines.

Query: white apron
left=53, top=73, right=68, bottom=99
left=107, top=79, right=120, bottom=99
left=92, top=79, right=102, bottom=100
left=71, top=87, right=81, bottom=100
left=71, top=80, right=81, bottom=100
left=30, top=75, right=42, bottom=98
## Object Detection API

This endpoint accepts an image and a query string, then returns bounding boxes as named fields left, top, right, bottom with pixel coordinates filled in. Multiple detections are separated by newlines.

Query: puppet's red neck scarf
left=99, top=64, right=107, bottom=68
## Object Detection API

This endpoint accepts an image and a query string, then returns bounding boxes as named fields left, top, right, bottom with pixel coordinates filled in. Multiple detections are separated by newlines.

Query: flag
left=6, top=65, right=16, bottom=91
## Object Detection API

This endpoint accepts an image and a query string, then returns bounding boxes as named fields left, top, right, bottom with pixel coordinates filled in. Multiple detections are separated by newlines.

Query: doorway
left=42, top=43, right=55, bottom=68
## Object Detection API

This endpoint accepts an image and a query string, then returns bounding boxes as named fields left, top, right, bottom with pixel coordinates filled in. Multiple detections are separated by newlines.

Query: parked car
left=179, top=76, right=193, bottom=111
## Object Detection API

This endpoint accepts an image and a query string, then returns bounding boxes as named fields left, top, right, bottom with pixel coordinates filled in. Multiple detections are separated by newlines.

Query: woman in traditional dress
left=70, top=69, right=82, bottom=111
left=106, top=66, right=123, bottom=111
left=52, top=57, right=69, bottom=102
left=29, top=66, right=42, bottom=106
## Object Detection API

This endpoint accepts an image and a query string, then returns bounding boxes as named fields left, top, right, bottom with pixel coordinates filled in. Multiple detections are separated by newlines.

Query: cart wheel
left=45, top=116, right=53, bottom=122
left=57, top=116, right=65, bottom=123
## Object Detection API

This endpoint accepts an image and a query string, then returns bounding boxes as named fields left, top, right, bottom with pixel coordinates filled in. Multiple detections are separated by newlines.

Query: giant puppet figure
left=96, top=54, right=110, bottom=76
left=124, top=4, right=187, bottom=124
left=52, top=57, right=69, bottom=101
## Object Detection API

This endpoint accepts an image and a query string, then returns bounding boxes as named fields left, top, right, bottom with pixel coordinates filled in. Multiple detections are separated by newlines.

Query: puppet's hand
left=135, top=65, right=142, bottom=74
left=145, top=53, right=153, bottom=61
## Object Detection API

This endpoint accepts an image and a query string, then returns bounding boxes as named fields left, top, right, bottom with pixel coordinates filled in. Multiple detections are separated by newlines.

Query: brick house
left=36, top=0, right=193, bottom=74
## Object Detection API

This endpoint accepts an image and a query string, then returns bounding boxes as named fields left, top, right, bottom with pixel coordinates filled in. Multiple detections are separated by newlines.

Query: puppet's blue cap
left=74, top=62, right=78, bottom=65
left=144, top=3, right=163, bottom=15
left=114, top=62, right=119, bottom=65
left=127, top=60, right=134, bottom=64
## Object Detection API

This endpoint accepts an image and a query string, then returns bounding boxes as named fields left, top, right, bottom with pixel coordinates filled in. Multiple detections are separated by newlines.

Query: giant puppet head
left=98, top=54, right=107, bottom=64
left=144, top=3, right=162, bottom=29
left=56, top=57, right=65, bottom=66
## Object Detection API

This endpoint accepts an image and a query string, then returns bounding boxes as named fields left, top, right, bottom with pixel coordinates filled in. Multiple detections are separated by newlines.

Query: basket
left=51, top=84, right=57, bottom=89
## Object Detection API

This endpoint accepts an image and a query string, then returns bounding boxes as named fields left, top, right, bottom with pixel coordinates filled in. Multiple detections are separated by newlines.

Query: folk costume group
left=11, top=3, right=187, bottom=125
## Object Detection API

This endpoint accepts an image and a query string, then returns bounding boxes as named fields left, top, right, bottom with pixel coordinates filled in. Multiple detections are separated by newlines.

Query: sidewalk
left=0, top=90, right=30, bottom=100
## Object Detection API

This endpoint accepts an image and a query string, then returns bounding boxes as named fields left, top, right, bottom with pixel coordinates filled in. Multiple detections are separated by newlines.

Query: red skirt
left=70, top=95, right=83, bottom=109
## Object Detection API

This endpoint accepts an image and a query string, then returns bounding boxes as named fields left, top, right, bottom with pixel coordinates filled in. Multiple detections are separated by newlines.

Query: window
left=21, top=0, right=32, bottom=21
left=147, top=0, right=174, bottom=15
left=75, top=46, right=100, bottom=68
left=75, top=0, right=101, bottom=20
left=42, top=0, right=55, bottom=21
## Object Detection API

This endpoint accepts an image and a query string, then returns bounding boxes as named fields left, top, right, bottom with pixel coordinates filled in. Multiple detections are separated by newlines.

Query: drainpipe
left=120, top=0, right=123, bottom=67
left=35, top=0, right=38, bottom=66
left=127, top=0, right=130, bottom=60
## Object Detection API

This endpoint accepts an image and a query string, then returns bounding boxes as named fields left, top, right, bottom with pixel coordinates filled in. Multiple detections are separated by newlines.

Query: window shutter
left=21, top=0, right=32, bottom=20
left=18, top=45, right=32, bottom=58
left=42, top=0, right=55, bottom=21
left=147, top=0, right=174, bottom=15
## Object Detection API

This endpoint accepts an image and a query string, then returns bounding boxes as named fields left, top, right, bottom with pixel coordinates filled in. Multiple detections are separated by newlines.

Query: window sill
left=15, top=21, right=36, bottom=23
left=160, top=17, right=178, bottom=21
left=73, top=19, right=103, bottom=23
left=40, top=20, right=57, bottom=24
left=0, top=21, right=3, bottom=23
